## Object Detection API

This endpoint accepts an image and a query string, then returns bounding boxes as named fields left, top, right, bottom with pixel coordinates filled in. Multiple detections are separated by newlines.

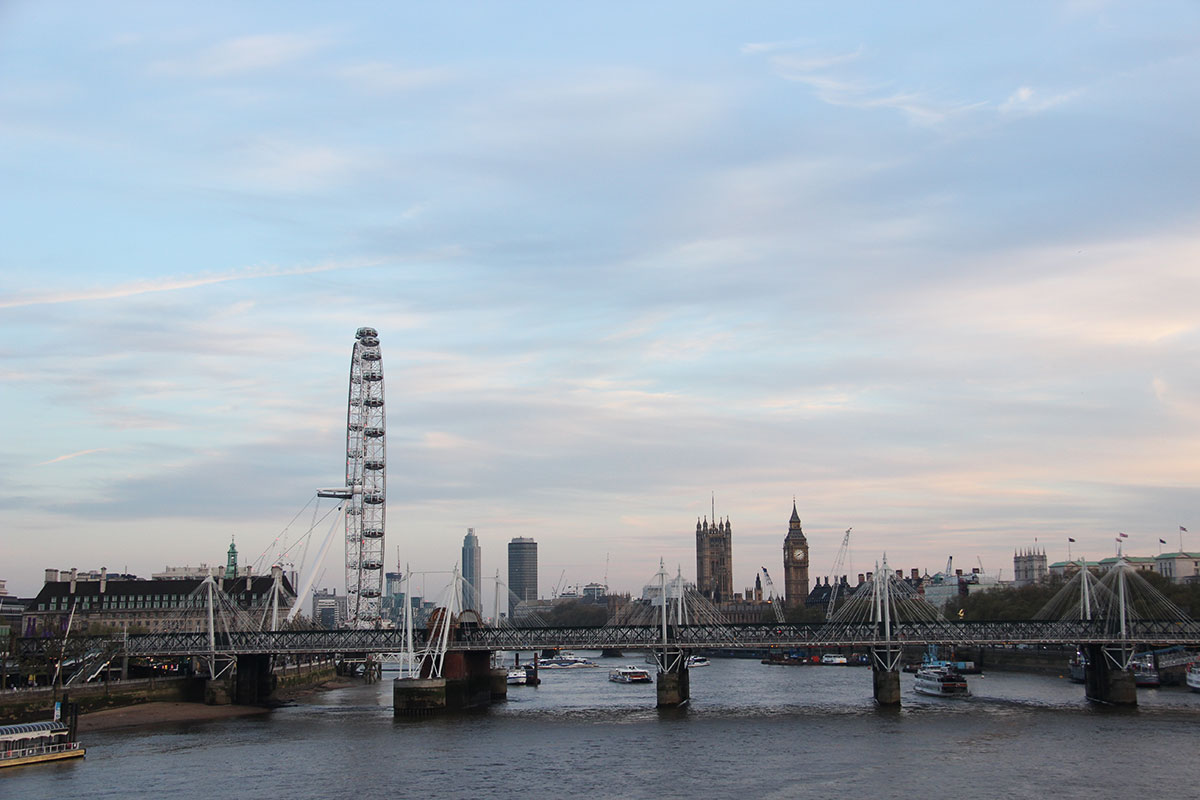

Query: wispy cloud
left=339, top=62, right=454, bottom=93
left=150, top=33, right=326, bottom=78
left=38, top=449, right=107, bottom=466
left=224, top=137, right=362, bottom=193
left=999, top=85, right=1082, bottom=115
left=750, top=43, right=981, bottom=126
left=0, top=259, right=380, bottom=309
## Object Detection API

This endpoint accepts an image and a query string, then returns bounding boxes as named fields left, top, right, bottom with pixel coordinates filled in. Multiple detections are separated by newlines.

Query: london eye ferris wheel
left=319, top=327, right=386, bottom=627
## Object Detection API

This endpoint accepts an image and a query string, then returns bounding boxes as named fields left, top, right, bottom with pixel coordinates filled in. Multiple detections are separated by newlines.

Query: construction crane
left=760, top=567, right=786, bottom=623
left=825, top=527, right=852, bottom=621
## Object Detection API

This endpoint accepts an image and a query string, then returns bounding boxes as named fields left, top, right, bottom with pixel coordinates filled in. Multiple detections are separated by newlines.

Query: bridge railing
left=16, top=619, right=1200, bottom=659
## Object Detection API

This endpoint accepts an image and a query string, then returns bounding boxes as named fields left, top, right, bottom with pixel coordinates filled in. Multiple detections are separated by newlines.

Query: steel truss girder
left=17, top=618, right=1200, bottom=659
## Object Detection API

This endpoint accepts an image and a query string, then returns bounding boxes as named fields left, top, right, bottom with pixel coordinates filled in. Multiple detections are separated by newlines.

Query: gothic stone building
left=696, top=516, right=733, bottom=602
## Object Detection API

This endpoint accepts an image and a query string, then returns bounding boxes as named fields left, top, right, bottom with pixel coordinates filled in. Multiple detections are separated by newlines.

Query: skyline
left=2, top=3, right=1198, bottom=598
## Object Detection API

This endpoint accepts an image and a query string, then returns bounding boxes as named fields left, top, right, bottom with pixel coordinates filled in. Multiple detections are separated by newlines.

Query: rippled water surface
left=10, top=654, right=1200, bottom=799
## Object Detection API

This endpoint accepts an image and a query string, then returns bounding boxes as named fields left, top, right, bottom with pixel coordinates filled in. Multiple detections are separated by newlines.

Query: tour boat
left=0, top=720, right=85, bottom=769
left=1186, top=662, right=1200, bottom=692
left=507, top=668, right=528, bottom=686
left=1068, top=652, right=1087, bottom=683
left=608, top=665, right=653, bottom=683
left=820, top=654, right=848, bottom=665
left=913, top=665, right=970, bottom=698
left=1132, top=659, right=1160, bottom=688
left=533, top=654, right=599, bottom=669
left=686, top=655, right=710, bottom=668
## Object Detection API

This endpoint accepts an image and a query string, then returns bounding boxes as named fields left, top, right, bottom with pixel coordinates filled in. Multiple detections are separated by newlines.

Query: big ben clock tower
left=783, top=501, right=810, bottom=608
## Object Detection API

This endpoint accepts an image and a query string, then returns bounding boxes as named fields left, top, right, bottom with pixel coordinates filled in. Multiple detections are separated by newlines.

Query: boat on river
left=0, top=720, right=85, bottom=769
left=913, top=665, right=970, bottom=698
left=1187, top=663, right=1200, bottom=692
left=609, top=666, right=652, bottom=683
left=1132, top=658, right=1160, bottom=688
left=533, top=654, right=599, bottom=669
left=507, top=669, right=528, bottom=686
left=687, top=655, right=710, bottom=668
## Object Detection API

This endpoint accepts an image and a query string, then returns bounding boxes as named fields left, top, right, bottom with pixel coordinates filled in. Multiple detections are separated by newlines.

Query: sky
left=2, top=2, right=1198, bottom=602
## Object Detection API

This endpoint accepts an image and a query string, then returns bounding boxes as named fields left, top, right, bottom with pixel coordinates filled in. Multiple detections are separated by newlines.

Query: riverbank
left=78, top=701, right=271, bottom=732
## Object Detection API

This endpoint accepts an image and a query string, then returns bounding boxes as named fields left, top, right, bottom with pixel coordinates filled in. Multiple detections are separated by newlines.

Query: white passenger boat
left=1187, top=663, right=1200, bottom=692
left=913, top=666, right=970, bottom=698
left=820, top=654, right=848, bottom=665
left=507, top=669, right=528, bottom=686
left=533, top=654, right=599, bottom=669
left=686, top=655, right=710, bottom=668
left=609, top=665, right=652, bottom=683
left=1, top=720, right=85, bottom=769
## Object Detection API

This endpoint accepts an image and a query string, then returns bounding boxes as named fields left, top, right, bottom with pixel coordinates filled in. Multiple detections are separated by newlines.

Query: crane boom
left=825, top=527, right=852, bottom=621
left=760, top=567, right=786, bottom=623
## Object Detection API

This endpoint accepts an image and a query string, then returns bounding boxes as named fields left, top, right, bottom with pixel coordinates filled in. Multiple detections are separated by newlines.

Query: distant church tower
left=782, top=502, right=809, bottom=607
left=696, top=514, right=733, bottom=602
left=226, top=538, right=239, bottom=580
left=1012, top=547, right=1047, bottom=587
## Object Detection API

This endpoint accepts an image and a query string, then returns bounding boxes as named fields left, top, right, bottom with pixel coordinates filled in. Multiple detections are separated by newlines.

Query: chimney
left=956, top=569, right=963, bottom=577
left=972, top=567, right=980, bottom=574
left=896, top=570, right=903, bottom=579
left=69, top=568, right=78, bottom=594
left=857, top=573, right=865, bottom=584
left=45, top=569, right=60, bottom=583
left=911, top=568, right=919, bottom=581
left=866, top=571, right=873, bottom=582
left=100, top=567, right=107, bottom=594
left=246, top=574, right=252, bottom=593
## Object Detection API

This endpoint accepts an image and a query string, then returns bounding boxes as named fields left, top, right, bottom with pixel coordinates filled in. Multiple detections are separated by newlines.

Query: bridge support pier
left=1083, top=644, right=1137, bottom=706
left=490, top=668, right=509, bottom=701
left=394, top=650, right=496, bottom=718
left=655, top=649, right=690, bottom=708
left=234, top=654, right=277, bottom=706
left=871, top=646, right=902, bottom=707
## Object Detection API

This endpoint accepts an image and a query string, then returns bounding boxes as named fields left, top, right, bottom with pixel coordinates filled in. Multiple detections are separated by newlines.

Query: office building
left=462, top=528, right=482, bottom=612
left=507, top=537, right=538, bottom=618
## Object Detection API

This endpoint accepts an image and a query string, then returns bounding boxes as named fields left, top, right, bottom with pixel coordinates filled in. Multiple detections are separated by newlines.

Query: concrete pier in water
left=656, top=651, right=690, bottom=708
left=1083, top=644, right=1137, bottom=706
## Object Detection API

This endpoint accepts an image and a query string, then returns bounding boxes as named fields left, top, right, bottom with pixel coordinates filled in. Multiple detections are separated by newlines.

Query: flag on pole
left=1160, top=539, right=1167, bottom=544
left=1182, top=526, right=1189, bottom=533
left=1118, top=532, right=1129, bottom=538
left=1068, top=538, right=1076, bottom=543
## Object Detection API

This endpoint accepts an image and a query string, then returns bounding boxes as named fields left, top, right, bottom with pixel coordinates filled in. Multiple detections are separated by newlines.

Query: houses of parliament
left=695, top=501, right=810, bottom=612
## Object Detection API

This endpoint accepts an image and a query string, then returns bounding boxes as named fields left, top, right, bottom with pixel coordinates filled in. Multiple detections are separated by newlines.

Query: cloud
left=339, top=62, right=454, bottom=93
left=0, top=259, right=380, bottom=309
left=224, top=137, right=362, bottom=193
left=999, top=85, right=1082, bottom=115
left=150, top=33, right=326, bottom=78
left=37, top=448, right=108, bottom=466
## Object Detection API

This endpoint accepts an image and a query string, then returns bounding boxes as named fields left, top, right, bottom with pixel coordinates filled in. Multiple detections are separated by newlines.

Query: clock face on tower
left=793, top=548, right=805, bottom=560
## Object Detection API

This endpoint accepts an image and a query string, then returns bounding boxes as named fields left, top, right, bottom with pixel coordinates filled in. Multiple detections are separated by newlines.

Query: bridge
left=18, top=556, right=1200, bottom=711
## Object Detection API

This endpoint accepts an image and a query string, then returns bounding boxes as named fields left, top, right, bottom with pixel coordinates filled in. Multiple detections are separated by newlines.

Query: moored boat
left=686, top=655, right=710, bottom=668
left=1068, top=652, right=1087, bottom=683
left=913, top=665, right=970, bottom=698
left=533, top=654, right=599, bottom=669
left=1132, top=659, right=1160, bottom=688
left=1, top=720, right=85, bottom=769
left=821, top=654, right=848, bottom=665
left=1186, top=663, right=1200, bottom=692
left=506, top=668, right=528, bottom=686
left=609, top=665, right=652, bottom=683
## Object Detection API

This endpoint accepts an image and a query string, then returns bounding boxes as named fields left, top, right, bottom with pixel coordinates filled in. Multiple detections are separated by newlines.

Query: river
left=9, top=653, right=1200, bottom=799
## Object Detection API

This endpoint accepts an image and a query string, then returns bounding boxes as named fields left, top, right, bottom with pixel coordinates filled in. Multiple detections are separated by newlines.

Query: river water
left=10, top=653, right=1200, bottom=799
